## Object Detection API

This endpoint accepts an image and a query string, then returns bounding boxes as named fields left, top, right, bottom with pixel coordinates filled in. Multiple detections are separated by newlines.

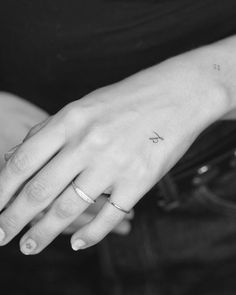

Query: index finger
left=0, top=118, right=64, bottom=211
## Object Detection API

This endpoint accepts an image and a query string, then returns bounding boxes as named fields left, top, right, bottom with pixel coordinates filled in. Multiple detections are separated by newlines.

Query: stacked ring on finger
left=106, top=197, right=130, bottom=214
left=71, top=181, right=130, bottom=214
left=71, top=181, right=96, bottom=204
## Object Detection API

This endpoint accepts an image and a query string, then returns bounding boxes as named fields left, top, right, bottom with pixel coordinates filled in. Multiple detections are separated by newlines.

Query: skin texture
left=0, top=37, right=236, bottom=255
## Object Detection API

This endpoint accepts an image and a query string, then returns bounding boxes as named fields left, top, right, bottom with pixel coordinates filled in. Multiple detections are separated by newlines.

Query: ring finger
left=70, top=178, right=149, bottom=250
left=19, top=167, right=113, bottom=255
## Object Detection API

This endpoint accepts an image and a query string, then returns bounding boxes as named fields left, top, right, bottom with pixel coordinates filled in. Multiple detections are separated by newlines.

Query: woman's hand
left=0, top=93, right=129, bottom=236
left=0, top=42, right=234, bottom=255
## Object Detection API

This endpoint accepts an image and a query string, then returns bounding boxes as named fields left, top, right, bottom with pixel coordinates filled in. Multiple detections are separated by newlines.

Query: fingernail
left=72, top=239, right=86, bottom=251
left=0, top=227, right=6, bottom=243
left=4, top=145, right=20, bottom=161
left=21, top=238, right=37, bottom=255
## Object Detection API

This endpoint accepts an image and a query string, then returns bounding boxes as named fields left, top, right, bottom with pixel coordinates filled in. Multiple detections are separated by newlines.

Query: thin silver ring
left=107, top=197, right=130, bottom=214
left=71, top=181, right=96, bottom=204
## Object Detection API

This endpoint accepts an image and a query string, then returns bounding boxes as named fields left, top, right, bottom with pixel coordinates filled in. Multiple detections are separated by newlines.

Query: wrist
left=177, top=40, right=236, bottom=122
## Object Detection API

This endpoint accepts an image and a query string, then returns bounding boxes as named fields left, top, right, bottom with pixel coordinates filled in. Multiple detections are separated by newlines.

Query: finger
left=0, top=146, right=86, bottom=245
left=0, top=118, right=64, bottom=211
left=126, top=209, right=135, bottom=220
left=63, top=212, right=95, bottom=233
left=87, top=195, right=134, bottom=220
left=70, top=184, right=137, bottom=250
left=4, top=144, right=21, bottom=162
left=30, top=212, right=45, bottom=226
left=4, top=117, right=50, bottom=162
left=23, top=118, right=50, bottom=142
left=19, top=167, right=113, bottom=255
left=113, top=220, right=131, bottom=235
left=4, top=117, right=51, bottom=162
left=63, top=213, right=131, bottom=235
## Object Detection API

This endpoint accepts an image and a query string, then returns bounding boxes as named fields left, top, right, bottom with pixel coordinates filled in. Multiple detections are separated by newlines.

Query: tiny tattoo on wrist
left=213, top=64, right=221, bottom=71
left=149, top=131, right=164, bottom=143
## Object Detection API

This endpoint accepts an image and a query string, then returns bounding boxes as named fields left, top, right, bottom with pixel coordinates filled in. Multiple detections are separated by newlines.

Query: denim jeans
left=100, top=121, right=236, bottom=295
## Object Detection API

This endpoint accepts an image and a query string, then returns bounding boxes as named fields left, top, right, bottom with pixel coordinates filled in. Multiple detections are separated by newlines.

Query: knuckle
left=85, top=126, right=111, bottom=148
left=7, top=150, right=32, bottom=175
left=24, top=180, right=49, bottom=203
left=61, top=103, right=82, bottom=125
left=59, top=104, right=84, bottom=140
left=54, top=195, right=80, bottom=219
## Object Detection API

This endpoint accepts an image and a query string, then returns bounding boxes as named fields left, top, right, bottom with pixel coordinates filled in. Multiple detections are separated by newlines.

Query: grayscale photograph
left=0, top=1, right=236, bottom=294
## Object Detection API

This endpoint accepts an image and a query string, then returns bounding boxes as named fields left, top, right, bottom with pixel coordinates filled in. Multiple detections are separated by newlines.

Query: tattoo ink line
left=213, top=64, right=221, bottom=71
left=149, top=131, right=164, bottom=143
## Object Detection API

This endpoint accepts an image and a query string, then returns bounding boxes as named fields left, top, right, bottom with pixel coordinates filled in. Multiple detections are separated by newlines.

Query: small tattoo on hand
left=213, top=64, right=221, bottom=71
left=149, top=131, right=164, bottom=143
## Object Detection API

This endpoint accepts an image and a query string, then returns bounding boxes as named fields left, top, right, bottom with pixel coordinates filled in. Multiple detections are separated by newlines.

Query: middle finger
left=0, top=146, right=86, bottom=245
left=19, top=167, right=113, bottom=254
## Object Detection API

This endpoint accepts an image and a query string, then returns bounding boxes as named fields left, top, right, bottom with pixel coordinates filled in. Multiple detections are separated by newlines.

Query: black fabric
left=0, top=0, right=236, bottom=114
left=101, top=143, right=236, bottom=295
left=0, top=235, right=102, bottom=295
